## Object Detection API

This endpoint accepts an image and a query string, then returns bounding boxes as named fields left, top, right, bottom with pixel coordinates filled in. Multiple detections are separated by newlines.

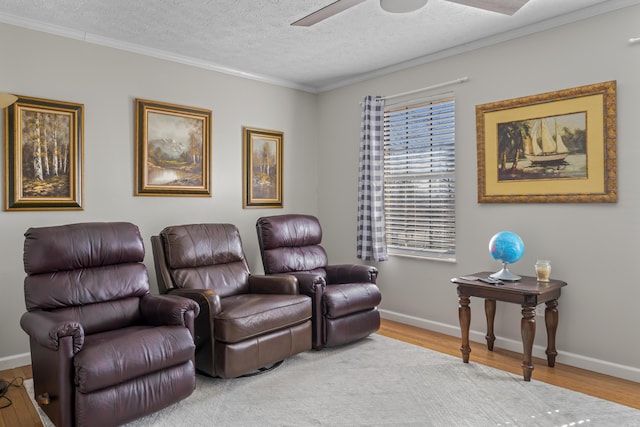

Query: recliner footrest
left=324, top=283, right=382, bottom=319
left=75, top=326, right=195, bottom=393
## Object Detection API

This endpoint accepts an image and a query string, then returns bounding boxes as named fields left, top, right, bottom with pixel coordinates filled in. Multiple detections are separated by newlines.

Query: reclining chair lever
left=36, top=393, right=50, bottom=405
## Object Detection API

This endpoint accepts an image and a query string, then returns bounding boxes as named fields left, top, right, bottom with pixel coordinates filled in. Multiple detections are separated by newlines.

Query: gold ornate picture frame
left=4, top=96, right=84, bottom=211
left=242, top=126, right=283, bottom=208
left=135, top=98, right=211, bottom=196
left=476, top=81, right=617, bottom=203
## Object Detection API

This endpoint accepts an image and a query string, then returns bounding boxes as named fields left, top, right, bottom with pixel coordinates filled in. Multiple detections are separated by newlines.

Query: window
left=383, top=95, right=456, bottom=261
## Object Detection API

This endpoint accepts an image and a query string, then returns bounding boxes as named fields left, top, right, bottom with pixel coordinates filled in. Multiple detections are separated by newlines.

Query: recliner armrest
left=248, top=274, right=299, bottom=294
left=165, top=288, right=221, bottom=317
left=280, top=272, right=325, bottom=296
left=20, top=310, right=85, bottom=353
left=278, top=271, right=325, bottom=350
left=325, top=264, right=378, bottom=284
left=165, top=288, right=219, bottom=349
left=140, top=293, right=201, bottom=327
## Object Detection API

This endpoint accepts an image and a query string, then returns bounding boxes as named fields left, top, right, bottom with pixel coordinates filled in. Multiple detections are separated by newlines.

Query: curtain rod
left=381, top=77, right=468, bottom=100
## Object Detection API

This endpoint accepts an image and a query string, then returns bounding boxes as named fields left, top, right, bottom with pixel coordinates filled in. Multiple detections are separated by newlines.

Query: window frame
left=382, top=94, right=456, bottom=262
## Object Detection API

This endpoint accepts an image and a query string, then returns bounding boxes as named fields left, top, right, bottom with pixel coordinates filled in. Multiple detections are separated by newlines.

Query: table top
left=451, top=271, right=567, bottom=296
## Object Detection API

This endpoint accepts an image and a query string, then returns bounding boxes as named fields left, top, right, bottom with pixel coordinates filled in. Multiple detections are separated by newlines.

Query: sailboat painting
left=497, top=112, right=586, bottom=182
left=525, top=118, right=570, bottom=165
left=476, top=80, right=616, bottom=203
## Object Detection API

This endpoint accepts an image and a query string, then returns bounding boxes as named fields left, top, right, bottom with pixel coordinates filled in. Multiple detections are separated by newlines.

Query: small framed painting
left=135, top=98, right=211, bottom=196
left=4, top=95, right=84, bottom=211
left=242, top=126, right=283, bottom=208
left=476, top=81, right=617, bottom=203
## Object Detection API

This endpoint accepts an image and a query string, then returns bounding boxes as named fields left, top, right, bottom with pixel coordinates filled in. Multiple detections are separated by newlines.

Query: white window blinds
left=383, top=96, right=456, bottom=261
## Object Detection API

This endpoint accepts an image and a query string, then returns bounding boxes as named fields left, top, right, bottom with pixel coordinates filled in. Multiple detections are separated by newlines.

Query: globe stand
left=490, top=262, right=521, bottom=281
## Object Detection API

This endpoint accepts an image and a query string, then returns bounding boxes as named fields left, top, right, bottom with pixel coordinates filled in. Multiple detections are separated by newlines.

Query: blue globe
left=489, top=231, right=524, bottom=264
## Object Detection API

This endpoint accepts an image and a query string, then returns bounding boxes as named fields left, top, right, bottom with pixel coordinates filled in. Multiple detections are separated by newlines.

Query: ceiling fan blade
left=291, top=0, right=367, bottom=26
left=445, top=0, right=529, bottom=15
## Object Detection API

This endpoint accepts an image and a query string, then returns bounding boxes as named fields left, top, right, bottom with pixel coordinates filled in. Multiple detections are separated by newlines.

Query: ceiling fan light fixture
left=380, top=0, right=428, bottom=13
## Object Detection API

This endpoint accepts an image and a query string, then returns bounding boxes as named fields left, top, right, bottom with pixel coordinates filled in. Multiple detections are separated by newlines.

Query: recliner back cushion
left=160, top=224, right=250, bottom=297
left=24, top=222, right=146, bottom=274
left=23, top=222, right=149, bottom=334
left=257, top=215, right=328, bottom=274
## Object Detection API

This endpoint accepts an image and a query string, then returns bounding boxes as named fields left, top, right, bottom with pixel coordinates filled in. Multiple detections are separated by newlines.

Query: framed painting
left=242, top=126, right=283, bottom=208
left=135, top=98, right=211, bottom=196
left=4, top=96, right=83, bottom=211
left=476, top=80, right=617, bottom=203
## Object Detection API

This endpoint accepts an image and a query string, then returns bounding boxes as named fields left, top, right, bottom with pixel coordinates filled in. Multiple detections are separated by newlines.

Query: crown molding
left=2, top=0, right=638, bottom=95
left=317, top=0, right=640, bottom=92
left=0, top=12, right=317, bottom=93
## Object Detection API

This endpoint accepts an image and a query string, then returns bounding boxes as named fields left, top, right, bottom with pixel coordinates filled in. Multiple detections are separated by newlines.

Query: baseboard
left=0, top=352, right=31, bottom=372
left=380, top=309, right=640, bottom=383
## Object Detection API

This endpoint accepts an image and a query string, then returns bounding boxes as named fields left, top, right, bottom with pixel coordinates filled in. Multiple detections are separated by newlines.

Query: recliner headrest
left=160, top=223, right=245, bottom=269
left=256, top=214, right=322, bottom=250
left=24, top=222, right=145, bottom=275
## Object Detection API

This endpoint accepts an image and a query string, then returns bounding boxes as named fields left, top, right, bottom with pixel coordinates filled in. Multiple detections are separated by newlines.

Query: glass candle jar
left=535, top=260, right=551, bottom=282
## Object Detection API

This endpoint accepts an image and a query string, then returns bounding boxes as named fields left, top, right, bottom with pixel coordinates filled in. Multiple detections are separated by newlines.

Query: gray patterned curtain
left=357, top=96, right=388, bottom=261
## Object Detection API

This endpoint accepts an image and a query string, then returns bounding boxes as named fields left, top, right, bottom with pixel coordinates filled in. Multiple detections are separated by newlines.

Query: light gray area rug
left=25, top=334, right=640, bottom=426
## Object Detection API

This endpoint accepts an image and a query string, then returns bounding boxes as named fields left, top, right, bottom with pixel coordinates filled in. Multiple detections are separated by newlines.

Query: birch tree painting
left=5, top=96, right=83, bottom=210
left=21, top=110, right=72, bottom=197
left=242, top=127, right=283, bottom=208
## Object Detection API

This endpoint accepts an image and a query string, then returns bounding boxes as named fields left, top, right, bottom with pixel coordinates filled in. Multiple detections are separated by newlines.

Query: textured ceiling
left=0, top=0, right=636, bottom=91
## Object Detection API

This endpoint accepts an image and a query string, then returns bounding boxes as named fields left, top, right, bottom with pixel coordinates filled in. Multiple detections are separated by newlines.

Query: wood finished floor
left=1, top=319, right=638, bottom=426
left=377, top=319, right=640, bottom=411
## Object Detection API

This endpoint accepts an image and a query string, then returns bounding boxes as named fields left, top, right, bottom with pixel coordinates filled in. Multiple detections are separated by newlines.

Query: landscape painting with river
left=497, top=112, right=586, bottom=182
left=146, top=111, right=205, bottom=187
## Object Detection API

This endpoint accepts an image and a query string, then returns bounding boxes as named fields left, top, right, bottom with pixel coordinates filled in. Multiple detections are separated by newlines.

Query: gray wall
left=317, top=5, right=640, bottom=381
left=2, top=4, right=640, bottom=382
left=0, top=24, right=319, bottom=366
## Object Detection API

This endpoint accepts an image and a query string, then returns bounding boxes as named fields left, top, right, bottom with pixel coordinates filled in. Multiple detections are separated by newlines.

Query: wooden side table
left=450, top=272, right=567, bottom=381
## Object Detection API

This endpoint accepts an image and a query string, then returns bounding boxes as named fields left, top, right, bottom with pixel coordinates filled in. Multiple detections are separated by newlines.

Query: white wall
left=0, top=24, right=319, bottom=366
left=316, top=5, right=640, bottom=381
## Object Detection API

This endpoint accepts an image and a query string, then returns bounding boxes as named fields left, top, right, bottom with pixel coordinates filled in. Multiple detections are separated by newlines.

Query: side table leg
left=545, top=299, right=559, bottom=367
left=458, top=292, right=471, bottom=363
left=484, top=299, right=496, bottom=351
left=521, top=305, right=536, bottom=381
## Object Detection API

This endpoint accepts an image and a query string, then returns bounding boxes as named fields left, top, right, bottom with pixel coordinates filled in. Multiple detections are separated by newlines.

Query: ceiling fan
left=291, top=0, right=530, bottom=26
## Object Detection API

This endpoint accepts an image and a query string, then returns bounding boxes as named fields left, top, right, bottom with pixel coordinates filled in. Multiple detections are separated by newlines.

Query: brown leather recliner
left=20, top=222, right=200, bottom=427
left=256, top=214, right=382, bottom=350
left=151, top=223, right=312, bottom=379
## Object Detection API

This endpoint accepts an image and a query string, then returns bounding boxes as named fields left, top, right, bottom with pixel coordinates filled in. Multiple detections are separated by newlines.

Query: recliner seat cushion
left=323, top=283, right=382, bottom=319
left=215, top=294, right=311, bottom=343
left=75, top=326, right=195, bottom=393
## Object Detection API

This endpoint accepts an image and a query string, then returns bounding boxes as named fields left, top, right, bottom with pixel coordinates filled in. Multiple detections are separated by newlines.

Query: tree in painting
left=497, top=120, right=530, bottom=173
left=252, top=137, right=277, bottom=199
left=21, top=111, right=71, bottom=197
